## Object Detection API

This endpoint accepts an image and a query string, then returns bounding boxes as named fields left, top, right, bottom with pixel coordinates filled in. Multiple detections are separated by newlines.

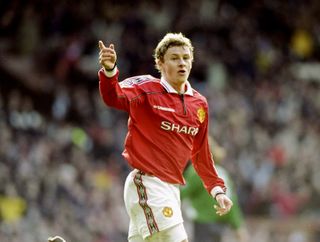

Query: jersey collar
left=160, top=77, right=194, bottom=96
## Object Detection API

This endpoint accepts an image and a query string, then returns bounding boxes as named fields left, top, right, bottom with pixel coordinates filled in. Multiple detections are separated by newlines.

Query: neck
left=161, top=76, right=189, bottom=94
left=172, top=82, right=186, bottom=94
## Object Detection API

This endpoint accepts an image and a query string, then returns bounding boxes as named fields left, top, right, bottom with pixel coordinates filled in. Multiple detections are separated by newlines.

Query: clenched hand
left=98, top=40, right=117, bottom=70
left=214, top=193, right=233, bottom=216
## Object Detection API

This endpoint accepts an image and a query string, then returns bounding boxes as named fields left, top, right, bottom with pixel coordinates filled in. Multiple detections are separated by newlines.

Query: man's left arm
left=191, top=106, right=233, bottom=215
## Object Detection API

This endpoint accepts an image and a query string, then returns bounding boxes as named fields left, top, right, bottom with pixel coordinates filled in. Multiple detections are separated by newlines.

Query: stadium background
left=0, top=0, right=319, bottom=241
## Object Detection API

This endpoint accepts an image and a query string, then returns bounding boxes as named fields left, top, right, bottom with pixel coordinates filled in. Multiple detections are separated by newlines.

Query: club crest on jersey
left=197, top=107, right=206, bottom=123
left=160, top=121, right=199, bottom=136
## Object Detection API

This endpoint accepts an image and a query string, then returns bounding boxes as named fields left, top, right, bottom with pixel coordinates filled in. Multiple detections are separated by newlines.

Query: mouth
left=178, top=70, right=186, bottom=75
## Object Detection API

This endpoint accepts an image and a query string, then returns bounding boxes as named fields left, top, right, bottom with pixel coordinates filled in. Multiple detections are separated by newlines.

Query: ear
left=156, top=59, right=163, bottom=72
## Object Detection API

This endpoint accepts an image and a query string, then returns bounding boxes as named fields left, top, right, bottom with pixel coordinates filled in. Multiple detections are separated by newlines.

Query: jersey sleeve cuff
left=210, top=186, right=225, bottom=198
left=102, top=66, right=118, bottom=77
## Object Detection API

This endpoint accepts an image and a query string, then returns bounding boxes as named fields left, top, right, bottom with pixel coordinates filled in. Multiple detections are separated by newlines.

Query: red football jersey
left=98, top=69, right=225, bottom=194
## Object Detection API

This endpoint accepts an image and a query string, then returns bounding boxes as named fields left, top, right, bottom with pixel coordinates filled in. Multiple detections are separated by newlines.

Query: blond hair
left=154, top=33, right=194, bottom=71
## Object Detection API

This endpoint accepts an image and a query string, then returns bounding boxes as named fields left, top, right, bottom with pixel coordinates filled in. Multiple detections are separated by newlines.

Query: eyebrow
left=170, top=53, right=190, bottom=57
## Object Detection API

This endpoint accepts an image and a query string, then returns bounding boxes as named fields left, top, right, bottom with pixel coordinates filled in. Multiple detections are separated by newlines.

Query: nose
left=178, top=58, right=186, bottom=66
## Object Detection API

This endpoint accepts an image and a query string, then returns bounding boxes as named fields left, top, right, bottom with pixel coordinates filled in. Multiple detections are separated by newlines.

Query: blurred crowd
left=1, top=0, right=320, bottom=241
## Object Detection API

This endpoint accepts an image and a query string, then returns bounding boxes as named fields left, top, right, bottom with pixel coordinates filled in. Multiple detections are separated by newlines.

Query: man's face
left=159, top=46, right=193, bottom=89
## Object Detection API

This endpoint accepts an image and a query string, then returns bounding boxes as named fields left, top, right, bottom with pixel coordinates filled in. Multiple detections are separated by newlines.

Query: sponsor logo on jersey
left=160, top=121, right=199, bottom=136
left=153, top=105, right=175, bottom=112
left=197, top=107, right=206, bottom=123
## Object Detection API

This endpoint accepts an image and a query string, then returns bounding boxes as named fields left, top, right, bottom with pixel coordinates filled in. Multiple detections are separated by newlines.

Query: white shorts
left=124, top=169, right=187, bottom=241
left=128, top=223, right=187, bottom=242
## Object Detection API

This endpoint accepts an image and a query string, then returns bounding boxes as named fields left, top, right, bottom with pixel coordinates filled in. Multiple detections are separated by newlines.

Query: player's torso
left=127, top=77, right=207, bottom=146
left=121, top=75, right=208, bottom=181
left=140, top=93, right=202, bottom=137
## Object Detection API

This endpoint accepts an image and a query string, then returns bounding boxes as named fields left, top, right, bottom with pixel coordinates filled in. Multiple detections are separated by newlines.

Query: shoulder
left=190, top=88, right=208, bottom=106
left=119, top=75, right=161, bottom=89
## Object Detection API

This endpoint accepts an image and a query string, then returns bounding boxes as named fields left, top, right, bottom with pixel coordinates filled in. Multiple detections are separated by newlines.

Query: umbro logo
left=153, top=105, right=175, bottom=112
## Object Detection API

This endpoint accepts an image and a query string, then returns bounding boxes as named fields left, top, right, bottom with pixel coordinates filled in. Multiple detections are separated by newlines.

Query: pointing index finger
left=99, top=40, right=106, bottom=50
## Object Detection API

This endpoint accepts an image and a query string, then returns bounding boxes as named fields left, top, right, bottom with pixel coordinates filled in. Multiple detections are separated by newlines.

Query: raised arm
left=97, top=41, right=131, bottom=111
